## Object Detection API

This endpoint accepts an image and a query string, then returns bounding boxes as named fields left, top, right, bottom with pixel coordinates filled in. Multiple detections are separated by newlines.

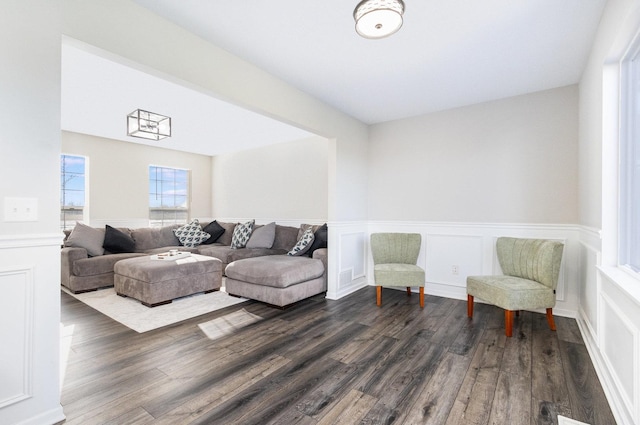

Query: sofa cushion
left=201, top=220, right=226, bottom=244
left=288, top=225, right=315, bottom=256
left=103, top=225, right=136, bottom=253
left=228, top=248, right=288, bottom=263
left=215, top=221, right=237, bottom=246
left=272, top=225, right=300, bottom=251
left=246, top=222, right=276, bottom=249
left=64, top=222, right=105, bottom=257
left=73, top=252, right=145, bottom=277
left=132, top=225, right=180, bottom=252
left=226, top=256, right=324, bottom=288
left=196, top=245, right=236, bottom=264
left=231, top=220, right=255, bottom=249
left=173, top=219, right=210, bottom=247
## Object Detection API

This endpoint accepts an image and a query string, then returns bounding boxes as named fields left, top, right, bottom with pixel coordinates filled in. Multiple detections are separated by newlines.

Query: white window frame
left=601, top=13, right=640, bottom=297
left=148, top=165, right=190, bottom=227
left=619, top=43, right=640, bottom=274
left=60, top=154, right=87, bottom=230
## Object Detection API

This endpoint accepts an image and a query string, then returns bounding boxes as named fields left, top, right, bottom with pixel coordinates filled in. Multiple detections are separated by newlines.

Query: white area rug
left=62, top=287, right=247, bottom=333
left=198, top=308, right=263, bottom=340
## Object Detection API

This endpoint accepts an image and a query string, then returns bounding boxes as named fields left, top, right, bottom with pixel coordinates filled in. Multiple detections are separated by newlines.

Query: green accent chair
left=370, top=233, right=426, bottom=307
left=467, top=237, right=564, bottom=337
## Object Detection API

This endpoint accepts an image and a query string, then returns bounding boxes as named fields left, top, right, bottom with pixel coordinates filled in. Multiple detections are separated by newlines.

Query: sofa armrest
left=312, top=248, right=328, bottom=290
left=312, top=248, right=328, bottom=273
left=61, top=247, right=88, bottom=287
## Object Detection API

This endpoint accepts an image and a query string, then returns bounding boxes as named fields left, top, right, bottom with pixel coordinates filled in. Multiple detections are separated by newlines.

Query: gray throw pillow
left=231, top=220, right=255, bottom=249
left=246, top=222, right=276, bottom=249
left=64, top=222, right=105, bottom=256
left=287, top=225, right=315, bottom=256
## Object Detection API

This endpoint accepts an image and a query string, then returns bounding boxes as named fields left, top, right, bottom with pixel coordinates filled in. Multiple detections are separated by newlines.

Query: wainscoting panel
left=0, top=234, right=65, bottom=425
left=0, top=266, right=33, bottom=408
left=326, top=222, right=368, bottom=299
left=425, top=234, right=483, bottom=288
left=576, top=225, right=638, bottom=425
left=579, top=239, right=600, bottom=338
left=600, top=291, right=636, bottom=416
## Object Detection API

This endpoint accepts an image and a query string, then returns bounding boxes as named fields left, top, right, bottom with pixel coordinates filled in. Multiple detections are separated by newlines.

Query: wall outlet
left=451, top=265, right=459, bottom=275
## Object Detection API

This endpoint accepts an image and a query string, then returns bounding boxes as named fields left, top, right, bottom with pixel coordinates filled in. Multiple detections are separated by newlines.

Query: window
left=60, top=154, right=86, bottom=230
left=620, top=44, right=640, bottom=273
left=149, top=165, right=189, bottom=227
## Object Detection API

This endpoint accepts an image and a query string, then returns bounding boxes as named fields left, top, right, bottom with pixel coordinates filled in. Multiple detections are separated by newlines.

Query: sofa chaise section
left=225, top=248, right=328, bottom=307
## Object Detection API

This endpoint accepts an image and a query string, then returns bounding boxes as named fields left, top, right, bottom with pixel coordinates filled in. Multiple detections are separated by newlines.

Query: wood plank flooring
left=58, top=286, right=616, bottom=425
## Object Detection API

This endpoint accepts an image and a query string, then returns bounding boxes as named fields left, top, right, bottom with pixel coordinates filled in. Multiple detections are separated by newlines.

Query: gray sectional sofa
left=61, top=220, right=328, bottom=307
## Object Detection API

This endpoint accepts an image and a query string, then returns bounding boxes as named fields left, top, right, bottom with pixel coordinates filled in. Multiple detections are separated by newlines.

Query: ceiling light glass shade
left=354, top=0, right=405, bottom=39
left=127, top=109, right=171, bottom=141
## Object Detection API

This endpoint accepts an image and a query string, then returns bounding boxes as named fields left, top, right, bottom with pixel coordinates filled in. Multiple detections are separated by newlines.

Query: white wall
left=577, top=1, right=640, bottom=424
left=368, top=85, right=579, bottom=223
left=0, top=2, right=65, bottom=425
left=211, top=136, right=328, bottom=223
left=62, top=131, right=212, bottom=228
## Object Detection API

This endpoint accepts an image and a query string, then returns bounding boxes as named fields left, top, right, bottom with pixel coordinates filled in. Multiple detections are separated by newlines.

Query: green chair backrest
left=371, top=233, right=422, bottom=265
left=496, top=237, right=564, bottom=289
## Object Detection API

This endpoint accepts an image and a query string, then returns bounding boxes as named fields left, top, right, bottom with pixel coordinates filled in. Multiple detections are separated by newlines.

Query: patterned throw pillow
left=287, top=225, right=315, bottom=256
left=173, top=219, right=211, bottom=248
left=230, top=220, right=255, bottom=249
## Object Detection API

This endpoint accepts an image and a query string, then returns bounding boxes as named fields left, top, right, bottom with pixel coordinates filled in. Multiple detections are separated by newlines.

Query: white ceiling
left=62, top=1, right=607, bottom=156
left=131, top=0, right=607, bottom=124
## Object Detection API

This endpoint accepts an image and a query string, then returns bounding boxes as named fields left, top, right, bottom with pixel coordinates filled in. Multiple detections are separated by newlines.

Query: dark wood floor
left=59, top=286, right=616, bottom=425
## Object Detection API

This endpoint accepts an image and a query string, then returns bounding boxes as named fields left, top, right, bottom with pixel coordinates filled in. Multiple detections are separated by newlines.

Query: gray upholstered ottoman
left=114, top=254, right=223, bottom=307
left=225, top=255, right=326, bottom=307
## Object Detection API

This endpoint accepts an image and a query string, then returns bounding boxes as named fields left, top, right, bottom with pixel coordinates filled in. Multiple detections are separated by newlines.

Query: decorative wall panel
left=0, top=267, right=33, bottom=408
left=601, top=291, right=636, bottom=418
left=425, top=234, right=483, bottom=287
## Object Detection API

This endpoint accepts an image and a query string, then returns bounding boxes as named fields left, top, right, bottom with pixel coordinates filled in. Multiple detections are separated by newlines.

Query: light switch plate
left=4, top=197, right=38, bottom=222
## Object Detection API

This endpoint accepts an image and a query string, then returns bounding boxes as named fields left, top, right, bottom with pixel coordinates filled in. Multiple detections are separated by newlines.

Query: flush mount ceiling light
left=127, top=109, right=171, bottom=141
left=353, top=0, right=405, bottom=39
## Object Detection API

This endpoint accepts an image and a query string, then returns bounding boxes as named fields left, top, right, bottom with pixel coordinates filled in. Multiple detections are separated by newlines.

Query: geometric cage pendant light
left=127, top=109, right=171, bottom=141
left=353, top=0, right=405, bottom=39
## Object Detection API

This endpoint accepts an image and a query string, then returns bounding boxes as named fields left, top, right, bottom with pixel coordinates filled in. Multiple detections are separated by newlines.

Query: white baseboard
left=13, top=405, right=64, bottom=425
left=327, top=278, right=368, bottom=300
left=576, top=309, right=635, bottom=425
